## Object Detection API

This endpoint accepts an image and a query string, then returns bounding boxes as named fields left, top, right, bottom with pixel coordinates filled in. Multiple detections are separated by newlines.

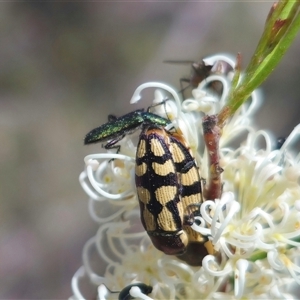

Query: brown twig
left=202, top=114, right=223, bottom=200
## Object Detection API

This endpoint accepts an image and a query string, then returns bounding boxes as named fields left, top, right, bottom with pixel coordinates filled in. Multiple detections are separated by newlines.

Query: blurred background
left=0, top=2, right=299, bottom=299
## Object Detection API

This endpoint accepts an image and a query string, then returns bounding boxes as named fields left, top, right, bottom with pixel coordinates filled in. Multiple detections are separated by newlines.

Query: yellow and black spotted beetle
left=135, top=125, right=214, bottom=265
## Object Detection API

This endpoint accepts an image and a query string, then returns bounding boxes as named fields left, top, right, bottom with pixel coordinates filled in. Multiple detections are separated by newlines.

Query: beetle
left=135, top=125, right=213, bottom=264
left=84, top=108, right=171, bottom=153
left=118, top=283, right=153, bottom=300
left=164, top=59, right=213, bottom=96
left=165, top=58, right=234, bottom=98
left=135, top=126, right=189, bottom=255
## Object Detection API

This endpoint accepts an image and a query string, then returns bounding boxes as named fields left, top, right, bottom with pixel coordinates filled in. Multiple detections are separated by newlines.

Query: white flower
left=70, top=53, right=300, bottom=300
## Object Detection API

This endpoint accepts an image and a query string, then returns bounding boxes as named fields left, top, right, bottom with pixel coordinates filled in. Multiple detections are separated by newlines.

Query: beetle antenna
left=147, top=97, right=169, bottom=112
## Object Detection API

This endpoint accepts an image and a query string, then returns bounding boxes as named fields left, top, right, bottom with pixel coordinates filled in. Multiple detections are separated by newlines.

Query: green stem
left=218, top=1, right=300, bottom=127
left=247, top=10, right=300, bottom=91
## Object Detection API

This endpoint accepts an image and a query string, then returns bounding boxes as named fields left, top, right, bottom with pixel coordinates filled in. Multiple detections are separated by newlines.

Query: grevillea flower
left=70, top=54, right=300, bottom=300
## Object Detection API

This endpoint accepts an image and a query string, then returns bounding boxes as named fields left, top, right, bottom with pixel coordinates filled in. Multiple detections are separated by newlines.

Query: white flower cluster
left=70, top=54, right=300, bottom=300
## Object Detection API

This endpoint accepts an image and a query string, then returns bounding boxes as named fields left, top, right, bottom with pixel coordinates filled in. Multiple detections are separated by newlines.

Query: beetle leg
left=179, top=78, right=191, bottom=98
left=104, top=135, right=125, bottom=162
left=104, top=134, right=125, bottom=152
left=107, top=114, right=117, bottom=122
left=183, top=203, right=201, bottom=226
